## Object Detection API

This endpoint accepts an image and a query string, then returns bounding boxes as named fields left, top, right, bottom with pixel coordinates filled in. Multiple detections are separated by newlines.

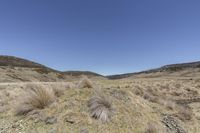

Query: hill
left=0, top=56, right=103, bottom=82
left=0, top=56, right=47, bottom=68
left=107, top=61, right=200, bottom=79
left=0, top=56, right=200, bottom=132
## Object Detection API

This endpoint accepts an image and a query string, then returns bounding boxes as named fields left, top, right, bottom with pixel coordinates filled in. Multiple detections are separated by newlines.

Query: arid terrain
left=0, top=56, right=200, bottom=133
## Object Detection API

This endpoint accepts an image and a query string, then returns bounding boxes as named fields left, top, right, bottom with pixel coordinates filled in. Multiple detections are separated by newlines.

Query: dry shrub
left=110, top=89, right=129, bottom=101
left=143, top=93, right=159, bottom=103
left=15, top=84, right=55, bottom=115
left=88, top=93, right=114, bottom=123
left=50, top=83, right=66, bottom=97
left=50, top=82, right=74, bottom=97
left=165, top=101, right=176, bottom=110
left=133, top=87, right=144, bottom=96
left=146, top=88, right=158, bottom=97
left=145, top=122, right=160, bottom=133
left=77, top=76, right=93, bottom=88
left=176, top=108, right=192, bottom=122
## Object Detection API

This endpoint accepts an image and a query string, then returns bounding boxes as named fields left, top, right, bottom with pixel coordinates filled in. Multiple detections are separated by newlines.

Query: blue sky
left=0, top=0, right=200, bottom=75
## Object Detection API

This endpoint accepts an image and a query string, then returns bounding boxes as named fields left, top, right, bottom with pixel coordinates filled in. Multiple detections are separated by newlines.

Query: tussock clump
left=52, top=87, right=65, bottom=97
left=15, top=84, right=55, bottom=115
left=110, top=89, right=129, bottom=101
left=50, top=83, right=67, bottom=97
left=163, top=100, right=177, bottom=110
left=133, top=87, right=144, bottom=96
left=88, top=93, right=114, bottom=123
left=145, top=122, right=160, bottom=133
left=143, top=93, right=159, bottom=103
left=77, top=76, right=93, bottom=88
left=176, top=108, right=192, bottom=122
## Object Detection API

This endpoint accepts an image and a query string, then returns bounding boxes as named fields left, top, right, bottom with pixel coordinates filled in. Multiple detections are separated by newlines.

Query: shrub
left=88, top=93, right=114, bottom=123
left=77, top=76, right=93, bottom=88
left=15, top=84, right=55, bottom=115
left=34, top=68, right=50, bottom=74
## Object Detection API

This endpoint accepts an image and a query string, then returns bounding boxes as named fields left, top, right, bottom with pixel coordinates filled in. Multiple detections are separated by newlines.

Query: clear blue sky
left=0, top=0, right=200, bottom=75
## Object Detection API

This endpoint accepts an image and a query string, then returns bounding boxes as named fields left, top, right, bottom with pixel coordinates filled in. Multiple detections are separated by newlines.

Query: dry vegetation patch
left=88, top=92, right=114, bottom=123
left=77, top=76, right=93, bottom=88
left=15, top=84, right=56, bottom=115
left=145, top=122, right=160, bottom=133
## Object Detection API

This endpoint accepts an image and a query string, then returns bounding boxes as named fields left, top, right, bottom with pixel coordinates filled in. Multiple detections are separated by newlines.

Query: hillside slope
left=0, top=56, right=103, bottom=82
left=107, top=61, right=200, bottom=79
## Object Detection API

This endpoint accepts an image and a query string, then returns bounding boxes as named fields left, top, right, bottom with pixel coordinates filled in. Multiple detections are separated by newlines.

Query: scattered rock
left=64, top=115, right=80, bottom=124
left=48, top=128, right=57, bottom=133
left=45, top=116, right=57, bottom=124
left=12, top=123, right=20, bottom=128
left=162, top=114, right=187, bottom=133
left=28, top=110, right=46, bottom=122
left=79, top=128, right=89, bottom=133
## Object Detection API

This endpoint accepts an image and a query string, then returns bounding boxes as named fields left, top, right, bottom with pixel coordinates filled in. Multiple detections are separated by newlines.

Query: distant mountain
left=1, top=55, right=199, bottom=81
left=107, top=61, right=200, bottom=79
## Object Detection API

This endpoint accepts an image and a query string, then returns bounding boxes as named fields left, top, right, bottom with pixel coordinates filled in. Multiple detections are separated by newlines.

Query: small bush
left=34, top=68, right=50, bottom=74
left=15, top=84, right=55, bottom=115
left=77, top=76, right=93, bottom=88
left=133, top=87, right=143, bottom=96
left=88, top=93, right=114, bottom=123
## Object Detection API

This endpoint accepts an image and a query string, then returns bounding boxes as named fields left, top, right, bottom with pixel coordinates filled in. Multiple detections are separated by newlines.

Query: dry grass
left=77, top=76, right=93, bottom=88
left=52, top=87, right=65, bottom=97
left=1, top=77, right=200, bottom=132
left=15, top=84, right=55, bottom=115
left=88, top=92, right=114, bottom=123
left=176, top=107, right=193, bottom=122
left=50, top=83, right=66, bottom=97
left=145, top=122, right=160, bottom=133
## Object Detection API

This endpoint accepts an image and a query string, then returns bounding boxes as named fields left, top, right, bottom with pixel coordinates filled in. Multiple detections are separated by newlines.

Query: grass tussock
left=77, top=76, right=93, bottom=88
left=52, top=87, right=65, bottom=97
left=50, top=83, right=66, bottom=97
left=176, top=108, right=193, bottom=122
left=88, top=92, right=114, bottom=123
left=15, top=84, right=55, bottom=115
left=145, top=122, right=160, bottom=133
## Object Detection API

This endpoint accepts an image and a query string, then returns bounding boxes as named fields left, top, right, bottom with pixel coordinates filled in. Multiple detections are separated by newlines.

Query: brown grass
left=176, top=107, right=193, bottom=122
left=15, top=84, right=55, bottom=115
left=88, top=92, right=114, bottom=123
left=77, top=76, right=93, bottom=88
left=145, top=122, right=159, bottom=133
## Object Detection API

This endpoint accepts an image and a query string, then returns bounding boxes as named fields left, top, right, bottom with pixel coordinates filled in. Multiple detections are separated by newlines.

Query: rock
left=162, top=114, right=187, bottom=133
left=79, top=129, right=89, bottom=133
left=64, top=115, right=80, bottom=124
left=28, top=110, right=46, bottom=122
left=12, top=123, right=20, bottom=128
left=48, top=128, right=57, bottom=133
left=45, top=116, right=57, bottom=124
